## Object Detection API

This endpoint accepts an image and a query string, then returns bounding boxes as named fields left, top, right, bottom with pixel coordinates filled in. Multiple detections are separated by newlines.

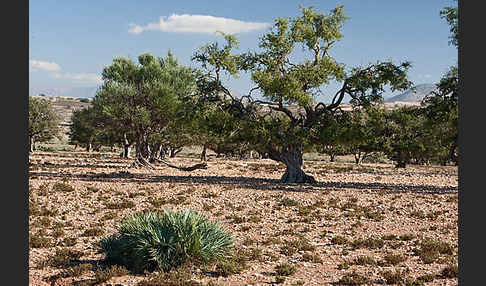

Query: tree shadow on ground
left=30, top=162, right=127, bottom=169
left=29, top=170, right=458, bottom=195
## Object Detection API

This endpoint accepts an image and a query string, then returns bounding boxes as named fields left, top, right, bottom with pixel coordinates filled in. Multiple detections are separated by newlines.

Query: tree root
left=154, top=158, right=208, bottom=171
left=130, top=157, right=156, bottom=169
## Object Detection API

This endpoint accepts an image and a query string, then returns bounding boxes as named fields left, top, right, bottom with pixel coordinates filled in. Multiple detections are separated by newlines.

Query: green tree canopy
left=93, top=52, right=198, bottom=167
left=419, top=1, right=458, bottom=165
left=440, top=3, right=458, bottom=47
left=28, top=96, right=60, bottom=152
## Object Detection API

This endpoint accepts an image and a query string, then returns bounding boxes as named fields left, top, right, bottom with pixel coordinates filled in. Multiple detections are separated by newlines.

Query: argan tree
left=193, top=6, right=412, bottom=183
left=383, top=106, right=426, bottom=168
left=422, top=66, right=458, bottom=165
left=312, top=110, right=350, bottom=162
left=69, top=106, right=123, bottom=152
left=69, top=107, right=100, bottom=152
left=341, top=104, right=390, bottom=164
left=419, top=2, right=458, bottom=165
left=28, top=96, right=60, bottom=152
left=94, top=52, right=198, bottom=168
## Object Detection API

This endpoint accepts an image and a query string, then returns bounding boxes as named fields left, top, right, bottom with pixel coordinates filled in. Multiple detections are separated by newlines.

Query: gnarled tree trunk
left=122, top=133, right=132, bottom=158
left=149, top=143, right=162, bottom=163
left=354, top=151, right=361, bottom=164
left=395, top=161, right=406, bottom=168
left=329, top=153, right=336, bottom=162
left=169, top=146, right=183, bottom=158
left=132, top=133, right=155, bottom=169
left=277, top=145, right=316, bottom=184
left=29, top=136, right=35, bottom=153
left=123, top=145, right=131, bottom=158
left=201, top=144, right=207, bottom=161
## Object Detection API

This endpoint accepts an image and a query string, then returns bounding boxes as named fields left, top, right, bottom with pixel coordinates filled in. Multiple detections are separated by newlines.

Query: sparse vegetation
left=43, top=248, right=83, bottom=268
left=350, top=237, right=384, bottom=249
left=339, top=271, right=370, bottom=285
left=29, top=149, right=458, bottom=284
left=30, top=233, right=53, bottom=249
left=275, top=262, right=297, bottom=277
left=331, top=235, right=349, bottom=245
left=302, top=253, right=323, bottom=263
left=382, top=269, right=408, bottom=285
left=52, top=181, right=75, bottom=192
left=94, top=265, right=130, bottom=283
left=354, top=255, right=377, bottom=266
left=413, top=238, right=454, bottom=264
left=104, top=199, right=136, bottom=209
left=212, top=247, right=249, bottom=277
left=383, top=252, right=407, bottom=266
left=60, top=263, right=93, bottom=278
left=440, top=264, right=458, bottom=278
left=81, top=227, right=104, bottom=237
left=278, top=197, right=299, bottom=207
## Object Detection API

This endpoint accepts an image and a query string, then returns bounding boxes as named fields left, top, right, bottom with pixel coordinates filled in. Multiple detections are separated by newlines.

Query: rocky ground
left=28, top=150, right=458, bottom=286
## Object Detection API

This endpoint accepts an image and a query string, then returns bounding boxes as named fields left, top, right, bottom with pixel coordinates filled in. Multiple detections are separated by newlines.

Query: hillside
left=385, top=83, right=436, bottom=103
left=31, top=94, right=92, bottom=143
left=29, top=86, right=99, bottom=99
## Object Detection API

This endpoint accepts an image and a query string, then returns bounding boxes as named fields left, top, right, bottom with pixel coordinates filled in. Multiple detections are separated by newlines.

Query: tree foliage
left=421, top=65, right=458, bottom=165
left=418, top=1, right=459, bottom=165
left=93, top=52, right=198, bottom=167
left=440, top=3, right=458, bottom=47
left=69, top=107, right=106, bottom=151
left=28, top=96, right=60, bottom=152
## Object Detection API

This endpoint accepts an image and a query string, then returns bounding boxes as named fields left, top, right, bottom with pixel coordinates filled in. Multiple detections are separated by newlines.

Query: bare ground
left=28, top=150, right=458, bottom=286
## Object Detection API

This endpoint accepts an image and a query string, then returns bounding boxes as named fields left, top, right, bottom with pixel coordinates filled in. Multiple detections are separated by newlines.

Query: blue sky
left=29, top=0, right=457, bottom=102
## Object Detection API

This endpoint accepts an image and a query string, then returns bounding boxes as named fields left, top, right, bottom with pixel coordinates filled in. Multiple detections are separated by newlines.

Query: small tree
left=313, top=110, right=351, bottom=162
left=420, top=2, right=458, bottom=165
left=69, top=107, right=99, bottom=152
left=383, top=106, right=426, bottom=168
left=421, top=66, right=458, bottom=165
left=196, top=104, right=242, bottom=160
left=342, top=104, right=390, bottom=164
left=28, top=96, right=60, bottom=152
left=70, top=105, right=125, bottom=152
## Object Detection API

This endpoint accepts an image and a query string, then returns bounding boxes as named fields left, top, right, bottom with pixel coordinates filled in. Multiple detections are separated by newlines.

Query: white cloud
left=29, top=60, right=61, bottom=72
left=30, top=59, right=102, bottom=85
left=53, top=72, right=103, bottom=84
left=128, top=14, right=270, bottom=35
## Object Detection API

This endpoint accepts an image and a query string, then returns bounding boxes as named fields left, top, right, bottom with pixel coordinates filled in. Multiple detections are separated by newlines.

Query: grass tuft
left=338, top=271, right=370, bottom=285
left=98, top=209, right=234, bottom=273
left=382, top=269, right=408, bottom=285
left=440, top=264, right=458, bottom=278
left=278, top=197, right=299, bottom=207
left=52, top=182, right=75, bottom=192
left=275, top=263, right=297, bottom=276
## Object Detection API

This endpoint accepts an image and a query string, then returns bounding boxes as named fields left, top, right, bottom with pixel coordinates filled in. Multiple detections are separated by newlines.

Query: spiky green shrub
left=98, top=209, right=234, bottom=273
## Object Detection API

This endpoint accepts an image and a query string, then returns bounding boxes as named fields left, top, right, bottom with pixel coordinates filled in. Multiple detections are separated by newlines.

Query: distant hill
left=385, top=83, right=436, bottom=103
left=29, top=86, right=99, bottom=98
left=30, top=94, right=92, bottom=143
